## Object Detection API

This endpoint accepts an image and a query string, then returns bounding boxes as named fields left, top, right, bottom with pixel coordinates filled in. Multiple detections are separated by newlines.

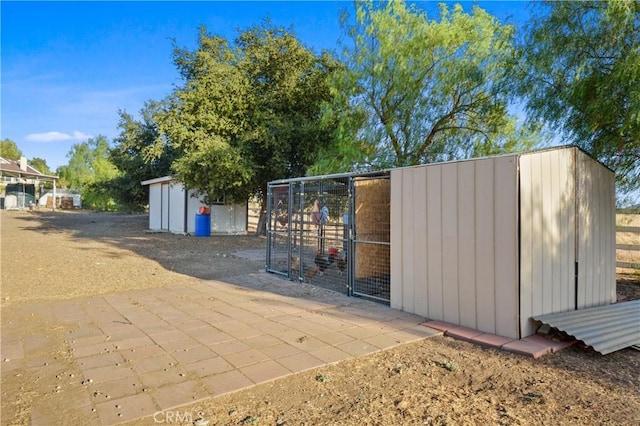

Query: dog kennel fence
left=266, top=171, right=391, bottom=303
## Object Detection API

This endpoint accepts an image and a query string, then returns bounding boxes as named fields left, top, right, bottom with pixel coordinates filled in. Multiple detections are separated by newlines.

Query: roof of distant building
left=0, top=156, right=58, bottom=180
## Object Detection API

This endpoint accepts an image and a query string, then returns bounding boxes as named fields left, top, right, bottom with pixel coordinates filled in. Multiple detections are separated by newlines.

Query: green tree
left=58, top=136, right=119, bottom=210
left=109, top=101, right=175, bottom=211
left=237, top=23, right=338, bottom=204
left=313, top=1, right=533, bottom=174
left=518, top=0, right=640, bottom=194
left=0, top=138, right=22, bottom=160
left=159, top=29, right=252, bottom=205
left=159, top=23, right=336, bottom=215
left=28, top=157, right=52, bottom=175
left=28, top=157, right=54, bottom=191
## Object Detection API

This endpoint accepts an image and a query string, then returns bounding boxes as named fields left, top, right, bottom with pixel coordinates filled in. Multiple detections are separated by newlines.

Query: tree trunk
left=255, top=196, right=268, bottom=236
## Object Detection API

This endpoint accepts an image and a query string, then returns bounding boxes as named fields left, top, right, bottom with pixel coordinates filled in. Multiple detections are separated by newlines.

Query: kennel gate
left=266, top=173, right=391, bottom=303
left=351, top=175, right=391, bottom=302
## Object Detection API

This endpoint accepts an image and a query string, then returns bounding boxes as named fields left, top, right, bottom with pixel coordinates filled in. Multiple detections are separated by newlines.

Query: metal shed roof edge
left=532, top=300, right=640, bottom=355
left=269, top=145, right=611, bottom=185
left=140, top=176, right=173, bottom=186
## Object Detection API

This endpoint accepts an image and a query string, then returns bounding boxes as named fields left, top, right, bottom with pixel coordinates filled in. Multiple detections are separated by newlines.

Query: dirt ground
left=1, top=210, right=638, bottom=425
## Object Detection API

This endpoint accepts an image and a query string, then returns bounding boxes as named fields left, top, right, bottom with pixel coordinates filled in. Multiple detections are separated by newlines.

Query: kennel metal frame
left=266, top=170, right=391, bottom=302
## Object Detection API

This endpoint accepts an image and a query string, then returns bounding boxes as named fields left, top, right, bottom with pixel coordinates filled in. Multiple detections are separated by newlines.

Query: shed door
left=265, top=178, right=351, bottom=297
left=161, top=183, right=170, bottom=231
left=266, top=183, right=292, bottom=276
left=148, top=185, right=162, bottom=230
left=519, top=148, right=577, bottom=337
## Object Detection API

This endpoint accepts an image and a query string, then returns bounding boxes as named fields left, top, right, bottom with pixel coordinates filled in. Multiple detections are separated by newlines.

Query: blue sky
left=1, top=1, right=531, bottom=171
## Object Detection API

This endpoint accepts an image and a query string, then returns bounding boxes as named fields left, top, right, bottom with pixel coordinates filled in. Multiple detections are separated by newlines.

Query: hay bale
left=354, top=178, right=390, bottom=279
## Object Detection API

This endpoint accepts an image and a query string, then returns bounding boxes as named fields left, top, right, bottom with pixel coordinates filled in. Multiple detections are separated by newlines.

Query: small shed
left=267, top=146, right=616, bottom=340
left=391, top=146, right=615, bottom=339
left=39, top=191, right=82, bottom=209
left=141, top=176, right=247, bottom=235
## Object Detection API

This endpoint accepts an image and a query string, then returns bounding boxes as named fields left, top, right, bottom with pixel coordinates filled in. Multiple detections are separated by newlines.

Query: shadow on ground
left=9, top=210, right=267, bottom=281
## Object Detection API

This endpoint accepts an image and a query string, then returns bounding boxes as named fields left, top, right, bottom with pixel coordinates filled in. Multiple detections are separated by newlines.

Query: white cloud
left=72, top=131, right=92, bottom=140
left=25, top=130, right=93, bottom=143
left=25, top=131, right=72, bottom=142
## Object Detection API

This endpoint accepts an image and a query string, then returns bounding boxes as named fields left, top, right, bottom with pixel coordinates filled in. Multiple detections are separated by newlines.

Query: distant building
left=0, top=156, right=59, bottom=210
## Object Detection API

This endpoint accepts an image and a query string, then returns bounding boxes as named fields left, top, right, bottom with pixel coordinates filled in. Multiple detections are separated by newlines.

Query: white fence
left=616, top=212, right=640, bottom=272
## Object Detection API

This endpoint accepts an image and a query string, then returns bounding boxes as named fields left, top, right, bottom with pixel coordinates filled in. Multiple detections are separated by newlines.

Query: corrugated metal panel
left=533, top=300, right=640, bottom=355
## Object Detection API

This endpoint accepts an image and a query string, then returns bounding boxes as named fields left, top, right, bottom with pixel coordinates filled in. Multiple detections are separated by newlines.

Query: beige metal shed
left=391, top=146, right=616, bottom=339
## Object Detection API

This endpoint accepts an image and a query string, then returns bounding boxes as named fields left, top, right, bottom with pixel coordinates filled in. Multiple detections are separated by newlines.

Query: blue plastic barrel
left=195, top=213, right=211, bottom=237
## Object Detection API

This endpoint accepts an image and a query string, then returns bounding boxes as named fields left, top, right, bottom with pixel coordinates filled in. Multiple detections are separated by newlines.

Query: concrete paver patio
left=3, top=273, right=440, bottom=425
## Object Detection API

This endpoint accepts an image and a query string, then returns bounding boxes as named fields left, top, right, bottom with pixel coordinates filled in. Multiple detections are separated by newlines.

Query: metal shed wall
left=390, top=155, right=520, bottom=338
left=519, top=148, right=616, bottom=336
left=575, top=149, right=616, bottom=308
left=185, top=192, right=202, bottom=234
left=211, top=204, right=248, bottom=234
left=147, top=180, right=187, bottom=233
left=168, top=182, right=187, bottom=233
left=519, top=148, right=577, bottom=336
left=143, top=177, right=248, bottom=234
left=148, top=184, right=162, bottom=231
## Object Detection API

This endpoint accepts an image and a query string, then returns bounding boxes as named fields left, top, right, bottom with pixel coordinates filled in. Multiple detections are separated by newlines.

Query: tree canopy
left=57, top=136, right=119, bottom=210
left=159, top=29, right=252, bottom=205
left=0, top=138, right=22, bottom=160
left=28, top=157, right=52, bottom=175
left=109, top=101, right=175, bottom=210
left=237, top=23, right=339, bottom=200
left=313, top=0, right=535, bottom=174
left=54, top=2, right=639, bottom=210
left=518, top=0, right=640, bottom=194
left=158, top=23, right=336, bottom=206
